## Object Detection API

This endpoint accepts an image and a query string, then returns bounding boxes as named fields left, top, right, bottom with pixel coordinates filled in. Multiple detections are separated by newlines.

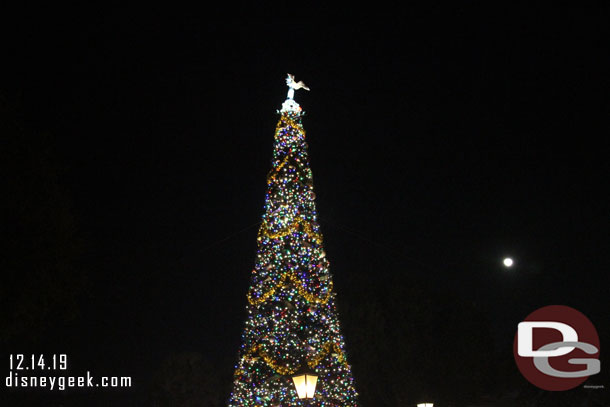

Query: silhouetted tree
left=1, top=93, right=86, bottom=345
left=150, top=352, right=230, bottom=407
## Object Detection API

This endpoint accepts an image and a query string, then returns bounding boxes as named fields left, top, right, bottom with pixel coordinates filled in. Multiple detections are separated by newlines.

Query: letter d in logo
left=518, top=321, right=578, bottom=357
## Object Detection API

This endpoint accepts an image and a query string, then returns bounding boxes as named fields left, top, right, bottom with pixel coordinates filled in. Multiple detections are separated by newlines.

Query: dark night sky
left=2, top=4, right=610, bottom=406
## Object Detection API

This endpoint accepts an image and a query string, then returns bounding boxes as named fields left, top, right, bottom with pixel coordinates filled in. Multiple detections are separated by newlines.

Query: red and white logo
left=513, top=305, right=600, bottom=391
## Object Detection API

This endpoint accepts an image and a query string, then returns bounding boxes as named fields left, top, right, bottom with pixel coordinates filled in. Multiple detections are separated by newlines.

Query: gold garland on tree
left=247, top=270, right=333, bottom=306
left=257, top=216, right=323, bottom=244
left=235, top=340, right=349, bottom=377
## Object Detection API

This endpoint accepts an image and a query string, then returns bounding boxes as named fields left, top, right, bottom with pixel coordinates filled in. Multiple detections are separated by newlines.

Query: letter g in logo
left=533, top=341, right=600, bottom=378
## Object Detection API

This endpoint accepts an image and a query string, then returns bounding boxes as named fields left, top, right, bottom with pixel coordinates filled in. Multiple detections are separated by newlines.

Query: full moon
left=503, top=257, right=514, bottom=267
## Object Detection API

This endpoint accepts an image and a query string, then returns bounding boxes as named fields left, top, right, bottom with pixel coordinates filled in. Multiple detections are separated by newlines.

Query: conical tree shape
left=228, top=78, right=359, bottom=407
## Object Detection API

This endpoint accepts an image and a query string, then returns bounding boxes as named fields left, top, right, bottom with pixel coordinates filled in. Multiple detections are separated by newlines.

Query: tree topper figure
left=286, top=73, right=310, bottom=100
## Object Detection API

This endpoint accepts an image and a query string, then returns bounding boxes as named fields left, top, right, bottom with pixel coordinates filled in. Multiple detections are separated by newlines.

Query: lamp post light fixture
left=292, top=367, right=318, bottom=399
left=417, top=403, right=433, bottom=407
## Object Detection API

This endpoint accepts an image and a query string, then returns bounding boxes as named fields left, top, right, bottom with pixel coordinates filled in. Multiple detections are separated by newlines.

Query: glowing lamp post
left=292, top=367, right=318, bottom=399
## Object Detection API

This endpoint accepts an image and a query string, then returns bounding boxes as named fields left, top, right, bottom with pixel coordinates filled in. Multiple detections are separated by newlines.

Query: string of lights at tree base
left=228, top=81, right=359, bottom=407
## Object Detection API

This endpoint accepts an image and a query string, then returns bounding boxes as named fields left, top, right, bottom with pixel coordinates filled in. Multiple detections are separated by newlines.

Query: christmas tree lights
left=227, top=75, right=359, bottom=407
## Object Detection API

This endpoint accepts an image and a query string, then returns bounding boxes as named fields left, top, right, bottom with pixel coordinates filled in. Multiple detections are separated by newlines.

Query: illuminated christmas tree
left=228, top=75, right=359, bottom=407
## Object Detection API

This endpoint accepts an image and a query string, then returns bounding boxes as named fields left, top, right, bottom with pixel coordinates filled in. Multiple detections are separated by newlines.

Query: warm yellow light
left=417, top=403, right=433, bottom=407
left=305, top=374, right=317, bottom=398
left=292, top=372, right=318, bottom=399
left=292, top=374, right=307, bottom=399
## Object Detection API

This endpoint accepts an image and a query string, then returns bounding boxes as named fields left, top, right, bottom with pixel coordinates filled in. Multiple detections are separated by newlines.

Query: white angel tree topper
left=281, top=73, right=310, bottom=113
left=227, top=76, right=359, bottom=407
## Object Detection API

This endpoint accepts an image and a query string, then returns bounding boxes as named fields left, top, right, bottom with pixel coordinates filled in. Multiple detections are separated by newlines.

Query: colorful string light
left=228, top=99, right=359, bottom=407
